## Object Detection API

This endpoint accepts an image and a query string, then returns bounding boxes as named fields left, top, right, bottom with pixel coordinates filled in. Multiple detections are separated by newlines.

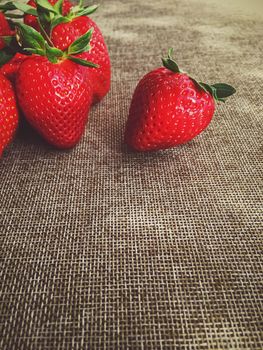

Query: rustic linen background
left=0, top=0, right=262, bottom=349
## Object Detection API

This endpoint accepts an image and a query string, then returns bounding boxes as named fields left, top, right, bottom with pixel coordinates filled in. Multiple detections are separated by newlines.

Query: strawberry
left=50, top=3, right=111, bottom=104
left=0, top=72, right=19, bottom=156
left=15, top=23, right=98, bottom=149
left=16, top=56, right=93, bottom=148
left=0, top=11, right=13, bottom=49
left=125, top=49, right=236, bottom=152
left=1, top=53, right=28, bottom=83
left=0, top=11, right=21, bottom=81
left=24, top=0, right=72, bottom=31
left=1, top=0, right=110, bottom=104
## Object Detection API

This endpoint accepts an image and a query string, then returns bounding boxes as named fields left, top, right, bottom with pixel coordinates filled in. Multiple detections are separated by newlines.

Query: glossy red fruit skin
left=125, top=67, right=215, bottom=151
left=0, top=12, right=13, bottom=49
left=16, top=56, right=93, bottom=149
left=24, top=0, right=72, bottom=31
left=51, top=16, right=111, bottom=104
left=1, top=53, right=28, bottom=83
left=0, top=73, right=19, bottom=156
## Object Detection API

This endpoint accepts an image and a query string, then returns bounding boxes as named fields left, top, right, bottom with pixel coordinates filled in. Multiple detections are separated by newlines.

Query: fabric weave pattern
left=0, top=0, right=262, bottom=349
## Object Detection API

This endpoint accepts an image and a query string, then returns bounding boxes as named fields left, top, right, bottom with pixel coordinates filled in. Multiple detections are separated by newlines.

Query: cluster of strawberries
left=0, top=0, right=235, bottom=157
left=0, top=0, right=110, bottom=155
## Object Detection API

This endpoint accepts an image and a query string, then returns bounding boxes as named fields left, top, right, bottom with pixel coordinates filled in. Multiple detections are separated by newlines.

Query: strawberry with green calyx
left=15, top=22, right=97, bottom=66
left=125, top=49, right=236, bottom=152
left=0, top=1, right=72, bottom=80
left=0, top=4, right=35, bottom=70
left=0, top=72, right=19, bottom=157
left=0, top=0, right=111, bottom=104
left=15, top=23, right=98, bottom=148
left=0, top=18, right=29, bottom=82
left=24, top=0, right=73, bottom=31
left=0, top=0, right=72, bottom=30
left=50, top=0, right=110, bottom=104
left=161, top=50, right=235, bottom=103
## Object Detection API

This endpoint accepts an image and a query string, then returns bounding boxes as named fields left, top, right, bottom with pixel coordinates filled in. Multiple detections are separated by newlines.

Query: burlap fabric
left=0, top=0, right=262, bottom=349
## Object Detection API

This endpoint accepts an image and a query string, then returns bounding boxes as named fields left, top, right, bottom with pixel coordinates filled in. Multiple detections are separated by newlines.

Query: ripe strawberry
left=0, top=72, right=19, bottom=156
left=0, top=12, right=13, bottom=49
left=16, top=56, right=93, bottom=148
left=1, top=53, right=28, bottom=83
left=24, top=0, right=72, bottom=31
left=15, top=23, right=97, bottom=149
left=125, top=49, right=236, bottom=152
left=51, top=5, right=111, bottom=104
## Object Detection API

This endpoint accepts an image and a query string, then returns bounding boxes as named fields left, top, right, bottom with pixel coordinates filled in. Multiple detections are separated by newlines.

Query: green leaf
left=70, top=5, right=81, bottom=13
left=77, top=4, right=99, bottom=16
left=189, top=77, right=203, bottom=91
left=0, top=49, right=15, bottom=67
left=35, top=0, right=58, bottom=14
left=67, top=28, right=93, bottom=55
left=198, top=82, right=235, bottom=102
left=46, top=52, right=58, bottom=63
left=162, top=48, right=180, bottom=73
left=198, top=82, right=216, bottom=97
left=0, top=2, right=16, bottom=11
left=33, top=43, right=63, bottom=63
left=45, top=43, right=63, bottom=57
left=0, top=1, right=37, bottom=15
left=46, top=53, right=58, bottom=63
left=50, top=15, right=71, bottom=32
left=13, top=1, right=37, bottom=15
left=24, top=47, right=45, bottom=56
left=168, top=47, right=174, bottom=58
left=162, top=57, right=180, bottom=73
left=37, top=10, right=52, bottom=32
left=211, top=83, right=236, bottom=98
left=15, top=23, right=46, bottom=51
left=3, top=13, right=24, bottom=19
left=53, top=0, right=63, bottom=14
left=68, top=55, right=99, bottom=68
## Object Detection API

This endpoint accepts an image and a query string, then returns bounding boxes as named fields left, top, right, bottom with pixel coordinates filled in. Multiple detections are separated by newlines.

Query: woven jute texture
left=0, top=0, right=262, bottom=349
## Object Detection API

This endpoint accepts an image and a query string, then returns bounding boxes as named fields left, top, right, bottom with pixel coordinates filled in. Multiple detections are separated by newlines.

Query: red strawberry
left=0, top=12, right=14, bottom=49
left=125, top=49, right=236, bottom=152
left=16, top=55, right=93, bottom=148
left=1, top=53, right=28, bottom=83
left=24, top=0, right=72, bottom=31
left=0, top=72, right=19, bottom=156
left=15, top=23, right=97, bottom=149
left=51, top=10, right=111, bottom=104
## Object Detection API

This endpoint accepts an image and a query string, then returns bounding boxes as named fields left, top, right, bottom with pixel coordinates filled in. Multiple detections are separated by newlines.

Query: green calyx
left=162, top=48, right=236, bottom=102
left=0, top=1, right=37, bottom=16
left=66, top=0, right=99, bottom=20
left=68, top=4, right=99, bottom=19
left=0, top=0, right=100, bottom=68
left=15, top=22, right=98, bottom=67
left=195, top=82, right=236, bottom=102
left=0, top=0, right=99, bottom=33
left=37, top=0, right=99, bottom=31
left=162, top=48, right=180, bottom=73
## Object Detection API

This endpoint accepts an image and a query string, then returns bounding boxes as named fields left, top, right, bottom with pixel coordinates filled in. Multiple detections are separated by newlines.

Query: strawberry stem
left=14, top=22, right=98, bottom=68
left=162, top=48, right=180, bottom=73
left=37, top=18, right=54, bottom=47
left=162, top=48, right=236, bottom=102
